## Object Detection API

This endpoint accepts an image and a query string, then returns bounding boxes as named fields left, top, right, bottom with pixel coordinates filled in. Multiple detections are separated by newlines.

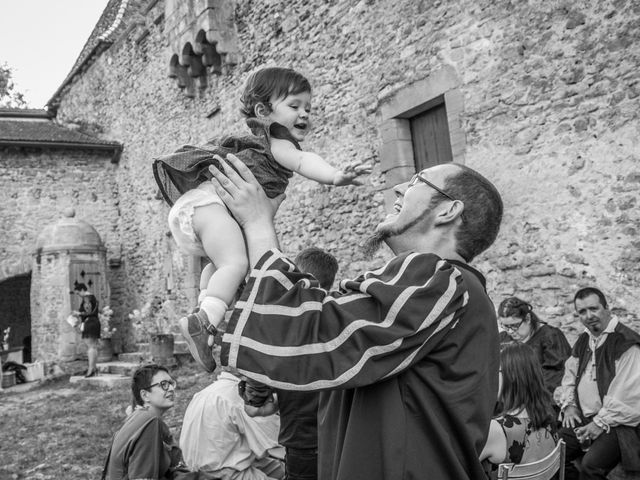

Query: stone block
left=116, top=351, right=148, bottom=363
left=380, top=139, right=415, bottom=173
left=97, top=361, right=141, bottom=376
left=379, top=118, right=411, bottom=143
left=379, top=66, right=460, bottom=120
left=521, top=265, right=556, bottom=278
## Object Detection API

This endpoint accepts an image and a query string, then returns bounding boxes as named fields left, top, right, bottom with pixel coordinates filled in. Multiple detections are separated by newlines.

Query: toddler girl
left=153, top=67, right=369, bottom=372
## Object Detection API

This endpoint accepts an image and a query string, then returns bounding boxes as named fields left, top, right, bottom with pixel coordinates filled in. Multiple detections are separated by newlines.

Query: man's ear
left=434, top=200, right=465, bottom=226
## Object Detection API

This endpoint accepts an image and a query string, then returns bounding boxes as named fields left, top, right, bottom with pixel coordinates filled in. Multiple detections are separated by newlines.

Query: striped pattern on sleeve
left=221, top=249, right=470, bottom=391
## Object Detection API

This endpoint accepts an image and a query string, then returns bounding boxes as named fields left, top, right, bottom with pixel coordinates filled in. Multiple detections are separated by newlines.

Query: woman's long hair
left=80, top=293, right=99, bottom=316
left=499, top=343, right=555, bottom=429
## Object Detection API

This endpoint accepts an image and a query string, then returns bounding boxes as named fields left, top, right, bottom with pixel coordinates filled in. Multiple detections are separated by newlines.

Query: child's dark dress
left=153, top=118, right=300, bottom=206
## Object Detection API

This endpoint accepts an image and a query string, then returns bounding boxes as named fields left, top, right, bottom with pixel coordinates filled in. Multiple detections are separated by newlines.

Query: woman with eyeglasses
left=498, top=297, right=571, bottom=395
left=480, top=343, right=558, bottom=477
left=103, top=364, right=194, bottom=480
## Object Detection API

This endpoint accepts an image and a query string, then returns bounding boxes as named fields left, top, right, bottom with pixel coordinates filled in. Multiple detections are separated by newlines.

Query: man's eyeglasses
left=408, top=173, right=457, bottom=202
left=145, top=379, right=177, bottom=391
left=501, top=320, right=524, bottom=332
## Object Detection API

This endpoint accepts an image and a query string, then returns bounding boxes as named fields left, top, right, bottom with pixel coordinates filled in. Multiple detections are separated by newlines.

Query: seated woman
left=480, top=343, right=557, bottom=476
left=498, top=297, right=571, bottom=395
left=104, top=364, right=193, bottom=480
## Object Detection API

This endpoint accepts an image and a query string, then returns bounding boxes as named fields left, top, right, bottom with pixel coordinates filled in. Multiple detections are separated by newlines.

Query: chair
left=497, top=440, right=565, bottom=480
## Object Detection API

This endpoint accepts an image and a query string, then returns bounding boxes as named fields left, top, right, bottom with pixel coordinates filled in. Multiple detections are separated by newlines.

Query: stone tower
left=31, top=209, right=109, bottom=362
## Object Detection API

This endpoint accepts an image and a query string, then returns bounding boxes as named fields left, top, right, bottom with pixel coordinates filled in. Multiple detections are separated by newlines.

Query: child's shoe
left=178, top=310, right=217, bottom=372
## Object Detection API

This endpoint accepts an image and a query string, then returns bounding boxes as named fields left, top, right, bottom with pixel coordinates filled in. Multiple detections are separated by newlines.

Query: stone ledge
left=97, top=360, right=142, bottom=376
left=117, top=351, right=149, bottom=363
left=69, top=373, right=130, bottom=388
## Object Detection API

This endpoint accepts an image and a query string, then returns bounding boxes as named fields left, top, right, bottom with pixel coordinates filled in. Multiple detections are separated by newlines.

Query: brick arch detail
left=0, top=256, right=32, bottom=284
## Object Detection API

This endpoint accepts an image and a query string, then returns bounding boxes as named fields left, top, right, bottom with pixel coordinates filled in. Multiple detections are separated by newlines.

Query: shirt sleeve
left=232, top=406, right=280, bottom=458
left=127, top=418, right=165, bottom=480
left=554, top=355, right=578, bottom=409
left=221, top=249, right=470, bottom=391
left=594, top=345, right=640, bottom=429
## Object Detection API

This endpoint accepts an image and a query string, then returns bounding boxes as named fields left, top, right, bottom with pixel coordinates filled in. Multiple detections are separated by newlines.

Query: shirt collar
left=584, top=316, right=618, bottom=345
left=447, top=259, right=487, bottom=289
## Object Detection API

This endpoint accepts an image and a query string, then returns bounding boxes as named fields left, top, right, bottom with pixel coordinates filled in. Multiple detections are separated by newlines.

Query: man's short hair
left=295, top=247, right=339, bottom=290
left=442, top=164, right=503, bottom=262
left=574, top=287, right=608, bottom=309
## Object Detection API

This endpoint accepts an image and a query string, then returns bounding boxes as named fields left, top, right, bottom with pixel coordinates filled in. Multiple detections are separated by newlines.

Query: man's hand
left=238, top=378, right=279, bottom=417
left=208, top=153, right=285, bottom=229
left=244, top=397, right=279, bottom=417
left=562, top=405, right=583, bottom=429
left=574, top=421, right=604, bottom=442
left=208, top=153, right=283, bottom=267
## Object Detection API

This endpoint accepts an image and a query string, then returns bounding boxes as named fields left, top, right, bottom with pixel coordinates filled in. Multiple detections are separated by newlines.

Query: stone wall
left=52, top=0, right=640, bottom=345
left=0, top=147, right=124, bottom=353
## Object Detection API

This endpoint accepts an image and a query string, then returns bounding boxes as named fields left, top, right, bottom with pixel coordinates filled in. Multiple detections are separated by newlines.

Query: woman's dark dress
left=80, top=303, right=100, bottom=339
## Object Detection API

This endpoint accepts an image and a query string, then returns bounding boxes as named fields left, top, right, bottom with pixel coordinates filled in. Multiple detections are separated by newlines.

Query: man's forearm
left=244, top=221, right=280, bottom=268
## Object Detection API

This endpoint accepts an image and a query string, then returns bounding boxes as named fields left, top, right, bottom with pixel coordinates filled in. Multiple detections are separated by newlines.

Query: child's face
left=266, top=91, right=312, bottom=142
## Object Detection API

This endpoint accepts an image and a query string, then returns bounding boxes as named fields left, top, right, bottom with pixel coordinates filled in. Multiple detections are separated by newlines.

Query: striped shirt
left=221, top=248, right=499, bottom=480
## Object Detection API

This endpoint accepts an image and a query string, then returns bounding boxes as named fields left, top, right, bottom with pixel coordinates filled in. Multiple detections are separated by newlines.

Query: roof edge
left=0, top=108, right=53, bottom=119
left=46, top=41, right=114, bottom=114
left=0, top=140, right=123, bottom=163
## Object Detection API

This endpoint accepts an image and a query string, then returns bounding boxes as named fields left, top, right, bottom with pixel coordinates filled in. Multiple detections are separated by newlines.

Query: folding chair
left=497, top=440, right=565, bottom=480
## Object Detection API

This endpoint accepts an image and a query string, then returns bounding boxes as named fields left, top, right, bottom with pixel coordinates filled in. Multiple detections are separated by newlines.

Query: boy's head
left=295, top=247, right=338, bottom=290
left=240, top=67, right=311, bottom=119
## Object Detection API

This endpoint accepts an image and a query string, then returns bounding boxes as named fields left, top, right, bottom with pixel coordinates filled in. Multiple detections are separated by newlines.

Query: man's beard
left=362, top=211, right=427, bottom=259
left=362, top=230, right=390, bottom=258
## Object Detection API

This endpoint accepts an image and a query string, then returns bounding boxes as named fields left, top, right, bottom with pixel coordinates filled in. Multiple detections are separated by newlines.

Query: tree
left=0, top=63, right=27, bottom=108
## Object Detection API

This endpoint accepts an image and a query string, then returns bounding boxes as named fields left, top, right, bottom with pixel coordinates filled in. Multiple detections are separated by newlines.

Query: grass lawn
left=6, top=363, right=637, bottom=480
left=0, top=363, right=217, bottom=480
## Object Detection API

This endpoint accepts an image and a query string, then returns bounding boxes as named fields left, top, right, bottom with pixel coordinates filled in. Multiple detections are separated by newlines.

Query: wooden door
left=410, top=102, right=453, bottom=170
left=68, top=261, right=107, bottom=308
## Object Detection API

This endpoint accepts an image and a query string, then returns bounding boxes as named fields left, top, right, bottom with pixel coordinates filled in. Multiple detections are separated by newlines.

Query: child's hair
left=131, top=363, right=169, bottom=409
left=499, top=343, right=555, bottom=430
left=240, top=67, right=311, bottom=118
left=295, top=247, right=339, bottom=290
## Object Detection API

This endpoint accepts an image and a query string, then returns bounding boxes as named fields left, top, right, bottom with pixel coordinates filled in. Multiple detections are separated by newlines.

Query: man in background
left=556, top=287, right=640, bottom=479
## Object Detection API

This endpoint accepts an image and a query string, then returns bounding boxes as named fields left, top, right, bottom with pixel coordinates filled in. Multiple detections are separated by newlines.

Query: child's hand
left=333, top=162, right=373, bottom=186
